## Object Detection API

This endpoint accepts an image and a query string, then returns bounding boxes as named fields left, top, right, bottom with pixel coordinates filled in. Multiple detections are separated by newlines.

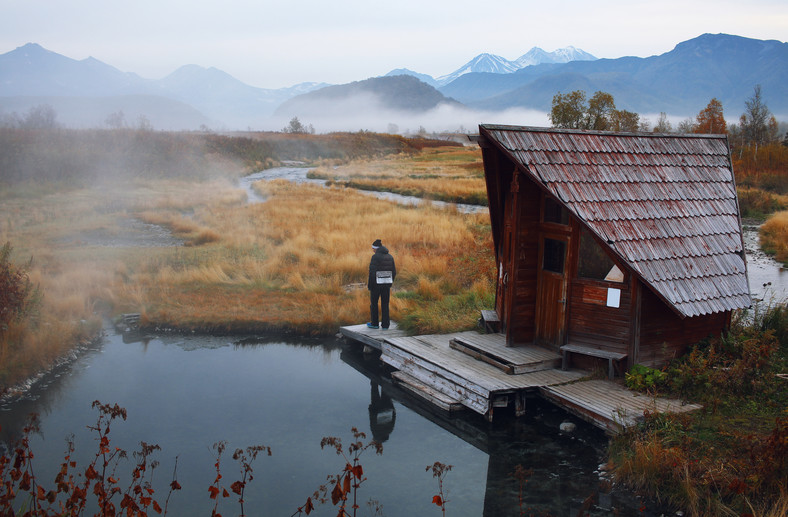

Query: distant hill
left=384, top=68, right=440, bottom=88
left=0, top=43, right=149, bottom=96
left=275, top=75, right=463, bottom=118
left=440, top=34, right=788, bottom=116
left=155, top=64, right=328, bottom=128
left=0, top=43, right=326, bottom=130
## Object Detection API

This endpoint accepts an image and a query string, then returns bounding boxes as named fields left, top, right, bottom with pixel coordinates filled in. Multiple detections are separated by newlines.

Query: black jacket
left=368, top=246, right=396, bottom=289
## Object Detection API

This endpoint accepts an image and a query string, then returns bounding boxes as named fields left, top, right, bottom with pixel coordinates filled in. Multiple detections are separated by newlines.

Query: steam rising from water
left=265, top=92, right=550, bottom=133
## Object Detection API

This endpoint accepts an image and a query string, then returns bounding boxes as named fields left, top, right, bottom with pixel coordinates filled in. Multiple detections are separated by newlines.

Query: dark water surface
left=0, top=326, right=659, bottom=516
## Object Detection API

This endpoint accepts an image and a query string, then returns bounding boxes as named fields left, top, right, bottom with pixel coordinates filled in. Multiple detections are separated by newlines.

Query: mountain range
left=0, top=34, right=785, bottom=132
left=388, top=46, right=597, bottom=87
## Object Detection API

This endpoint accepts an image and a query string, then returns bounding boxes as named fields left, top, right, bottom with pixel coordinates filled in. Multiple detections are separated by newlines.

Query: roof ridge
left=480, top=123, right=729, bottom=140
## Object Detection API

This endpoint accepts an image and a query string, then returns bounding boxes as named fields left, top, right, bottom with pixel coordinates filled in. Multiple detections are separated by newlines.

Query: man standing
left=367, top=239, right=396, bottom=329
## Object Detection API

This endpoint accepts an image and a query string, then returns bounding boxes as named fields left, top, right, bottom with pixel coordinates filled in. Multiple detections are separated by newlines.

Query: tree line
left=549, top=84, right=785, bottom=150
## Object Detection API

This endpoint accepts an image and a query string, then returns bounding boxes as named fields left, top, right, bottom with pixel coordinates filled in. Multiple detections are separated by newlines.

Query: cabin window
left=543, top=197, right=569, bottom=225
left=577, top=228, right=623, bottom=282
left=543, top=238, right=566, bottom=273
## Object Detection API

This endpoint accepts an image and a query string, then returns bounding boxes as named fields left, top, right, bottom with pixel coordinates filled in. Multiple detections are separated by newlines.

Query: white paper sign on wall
left=607, top=288, right=621, bottom=308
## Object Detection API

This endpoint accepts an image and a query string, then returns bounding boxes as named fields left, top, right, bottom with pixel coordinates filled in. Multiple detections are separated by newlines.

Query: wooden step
left=391, top=371, right=465, bottom=413
left=449, top=334, right=560, bottom=375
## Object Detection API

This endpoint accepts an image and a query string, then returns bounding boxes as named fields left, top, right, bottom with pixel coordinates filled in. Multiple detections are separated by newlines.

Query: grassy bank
left=116, top=179, right=493, bottom=335
left=610, top=304, right=788, bottom=516
left=308, top=146, right=488, bottom=205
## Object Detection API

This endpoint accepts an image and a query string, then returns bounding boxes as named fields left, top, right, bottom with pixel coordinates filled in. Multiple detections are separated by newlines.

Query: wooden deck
left=339, top=323, right=702, bottom=433
left=340, top=322, right=406, bottom=349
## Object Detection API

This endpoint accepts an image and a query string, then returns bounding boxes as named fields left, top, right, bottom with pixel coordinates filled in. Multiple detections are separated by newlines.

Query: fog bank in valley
left=263, top=92, right=549, bottom=135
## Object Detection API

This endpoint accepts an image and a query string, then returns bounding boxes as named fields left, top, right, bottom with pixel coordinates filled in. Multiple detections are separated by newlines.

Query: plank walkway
left=541, top=380, right=703, bottom=434
left=339, top=323, right=703, bottom=433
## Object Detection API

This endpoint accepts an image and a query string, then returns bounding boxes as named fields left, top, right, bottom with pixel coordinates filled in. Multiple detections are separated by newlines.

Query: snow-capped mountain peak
left=436, top=53, right=519, bottom=85
left=516, top=45, right=597, bottom=67
left=434, top=46, right=597, bottom=86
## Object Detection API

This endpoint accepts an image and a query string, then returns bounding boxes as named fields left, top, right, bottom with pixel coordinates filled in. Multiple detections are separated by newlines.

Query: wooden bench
left=479, top=310, right=500, bottom=333
left=560, top=344, right=627, bottom=380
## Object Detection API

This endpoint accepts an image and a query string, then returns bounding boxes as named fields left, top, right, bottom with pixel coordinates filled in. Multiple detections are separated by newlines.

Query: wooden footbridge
left=339, top=323, right=701, bottom=434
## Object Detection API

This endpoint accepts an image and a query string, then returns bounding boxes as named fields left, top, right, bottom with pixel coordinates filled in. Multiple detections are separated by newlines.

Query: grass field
left=0, top=134, right=494, bottom=390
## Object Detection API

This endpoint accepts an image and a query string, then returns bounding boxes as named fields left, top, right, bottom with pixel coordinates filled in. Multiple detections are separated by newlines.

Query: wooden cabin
left=477, top=125, right=751, bottom=372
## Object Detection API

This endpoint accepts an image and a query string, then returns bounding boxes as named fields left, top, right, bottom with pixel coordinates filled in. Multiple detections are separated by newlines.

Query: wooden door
left=497, top=173, right=521, bottom=340
left=497, top=193, right=515, bottom=335
left=535, top=233, right=569, bottom=348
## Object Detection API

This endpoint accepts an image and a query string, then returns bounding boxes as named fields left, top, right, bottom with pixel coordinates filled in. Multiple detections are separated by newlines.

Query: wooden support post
left=515, top=392, right=526, bottom=417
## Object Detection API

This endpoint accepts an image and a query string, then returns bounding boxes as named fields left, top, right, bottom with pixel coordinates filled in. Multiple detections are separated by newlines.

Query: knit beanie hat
left=372, top=239, right=382, bottom=249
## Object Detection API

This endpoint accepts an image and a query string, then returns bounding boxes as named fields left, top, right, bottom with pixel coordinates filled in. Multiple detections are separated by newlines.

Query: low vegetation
left=612, top=304, right=788, bottom=516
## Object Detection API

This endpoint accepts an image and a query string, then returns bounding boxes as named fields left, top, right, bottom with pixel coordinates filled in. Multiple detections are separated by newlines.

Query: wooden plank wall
left=509, top=185, right=540, bottom=344
left=638, top=288, right=729, bottom=367
left=567, top=279, right=632, bottom=355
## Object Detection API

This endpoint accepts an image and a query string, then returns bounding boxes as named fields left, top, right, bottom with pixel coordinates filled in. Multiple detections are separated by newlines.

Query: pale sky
left=2, top=0, right=786, bottom=89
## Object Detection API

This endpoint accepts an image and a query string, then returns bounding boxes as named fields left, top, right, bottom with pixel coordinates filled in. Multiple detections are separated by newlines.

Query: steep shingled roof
left=480, top=124, right=751, bottom=318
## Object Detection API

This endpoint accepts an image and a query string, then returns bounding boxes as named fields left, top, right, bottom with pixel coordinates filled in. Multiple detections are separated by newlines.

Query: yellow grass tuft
left=416, top=277, right=444, bottom=301
left=760, top=210, right=788, bottom=265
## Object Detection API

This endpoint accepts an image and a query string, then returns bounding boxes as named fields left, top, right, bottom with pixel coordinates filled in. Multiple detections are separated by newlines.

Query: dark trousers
left=370, top=286, right=391, bottom=328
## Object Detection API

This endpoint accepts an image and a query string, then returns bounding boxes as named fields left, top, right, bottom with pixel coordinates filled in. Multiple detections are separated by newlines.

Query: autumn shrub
left=0, top=242, right=39, bottom=332
left=733, top=142, right=788, bottom=192
left=2, top=403, right=463, bottom=517
left=737, top=187, right=786, bottom=219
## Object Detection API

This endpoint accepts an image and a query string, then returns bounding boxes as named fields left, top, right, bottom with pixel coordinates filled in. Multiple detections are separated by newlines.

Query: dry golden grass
left=309, top=146, right=487, bottom=204
left=112, top=178, right=492, bottom=335
left=760, top=210, right=788, bottom=265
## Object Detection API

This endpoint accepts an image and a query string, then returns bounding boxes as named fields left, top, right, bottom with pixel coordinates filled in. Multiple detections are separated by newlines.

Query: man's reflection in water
left=368, top=380, right=396, bottom=442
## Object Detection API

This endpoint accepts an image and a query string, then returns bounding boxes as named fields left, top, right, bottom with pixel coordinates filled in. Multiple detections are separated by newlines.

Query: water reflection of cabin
left=477, top=125, right=751, bottom=373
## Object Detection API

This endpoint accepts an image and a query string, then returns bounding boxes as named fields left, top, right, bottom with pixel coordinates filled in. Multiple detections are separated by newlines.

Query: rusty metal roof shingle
left=481, top=125, right=751, bottom=317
